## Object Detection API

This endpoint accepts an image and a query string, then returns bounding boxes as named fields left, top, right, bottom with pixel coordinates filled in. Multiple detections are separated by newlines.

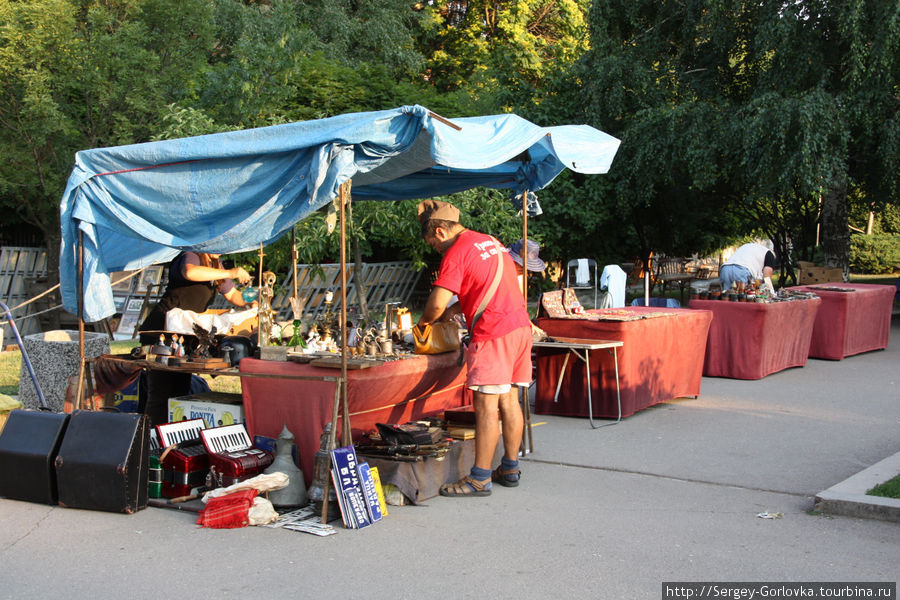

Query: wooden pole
left=257, top=242, right=264, bottom=346
left=320, top=383, right=341, bottom=524
left=427, top=111, right=462, bottom=131
left=339, top=181, right=351, bottom=446
left=75, top=229, right=86, bottom=411
left=291, top=227, right=298, bottom=301
left=320, top=180, right=352, bottom=525
left=521, top=190, right=529, bottom=304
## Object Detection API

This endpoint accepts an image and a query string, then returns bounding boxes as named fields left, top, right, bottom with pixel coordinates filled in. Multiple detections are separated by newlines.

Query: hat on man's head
left=417, top=200, right=460, bottom=225
left=507, top=239, right=546, bottom=272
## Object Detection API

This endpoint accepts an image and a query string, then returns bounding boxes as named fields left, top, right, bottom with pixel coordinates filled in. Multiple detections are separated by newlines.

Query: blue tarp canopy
left=60, top=104, right=620, bottom=322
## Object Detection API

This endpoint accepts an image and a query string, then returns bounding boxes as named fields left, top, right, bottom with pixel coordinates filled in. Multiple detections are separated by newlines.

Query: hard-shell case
left=0, top=410, right=70, bottom=504
left=55, top=411, right=149, bottom=513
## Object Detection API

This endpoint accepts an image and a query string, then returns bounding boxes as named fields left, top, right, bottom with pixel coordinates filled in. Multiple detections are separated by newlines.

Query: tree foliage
left=570, top=0, right=899, bottom=276
left=1, top=0, right=896, bottom=291
left=419, top=1, right=590, bottom=109
left=0, top=0, right=215, bottom=273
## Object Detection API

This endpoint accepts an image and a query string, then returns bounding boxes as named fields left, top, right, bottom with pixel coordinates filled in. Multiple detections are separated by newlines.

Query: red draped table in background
left=689, top=297, right=821, bottom=379
left=785, top=283, right=895, bottom=360
left=240, top=353, right=469, bottom=485
left=535, top=307, right=713, bottom=419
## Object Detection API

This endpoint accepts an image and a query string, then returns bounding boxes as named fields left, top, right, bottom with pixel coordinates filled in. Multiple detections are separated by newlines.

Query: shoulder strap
left=469, top=238, right=504, bottom=333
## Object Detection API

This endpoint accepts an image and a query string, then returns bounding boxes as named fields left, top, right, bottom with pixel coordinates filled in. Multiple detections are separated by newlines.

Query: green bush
left=850, top=234, right=900, bottom=274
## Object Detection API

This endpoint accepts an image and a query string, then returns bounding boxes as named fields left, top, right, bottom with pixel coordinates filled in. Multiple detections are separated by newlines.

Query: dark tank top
left=138, top=253, right=219, bottom=341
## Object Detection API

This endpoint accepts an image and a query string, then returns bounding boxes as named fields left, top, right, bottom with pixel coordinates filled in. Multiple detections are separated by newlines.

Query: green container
left=148, top=451, right=162, bottom=499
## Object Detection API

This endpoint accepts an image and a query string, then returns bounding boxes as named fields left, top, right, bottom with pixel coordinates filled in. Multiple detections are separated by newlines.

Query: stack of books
left=444, top=406, right=477, bottom=440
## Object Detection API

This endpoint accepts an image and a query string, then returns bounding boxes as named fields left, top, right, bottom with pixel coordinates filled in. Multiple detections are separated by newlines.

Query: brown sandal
left=439, top=475, right=491, bottom=497
left=491, top=465, right=521, bottom=488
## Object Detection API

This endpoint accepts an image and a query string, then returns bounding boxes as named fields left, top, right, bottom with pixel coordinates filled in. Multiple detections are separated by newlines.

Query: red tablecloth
left=240, top=353, right=468, bottom=485
left=535, top=307, right=713, bottom=419
left=689, top=298, right=821, bottom=379
left=786, top=284, right=895, bottom=360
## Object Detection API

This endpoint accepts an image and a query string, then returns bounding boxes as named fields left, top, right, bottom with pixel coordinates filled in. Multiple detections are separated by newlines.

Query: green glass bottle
left=288, top=319, right=306, bottom=348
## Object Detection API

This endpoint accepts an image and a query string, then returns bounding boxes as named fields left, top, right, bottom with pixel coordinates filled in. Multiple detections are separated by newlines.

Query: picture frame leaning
left=109, top=271, right=134, bottom=293
left=135, top=265, right=164, bottom=294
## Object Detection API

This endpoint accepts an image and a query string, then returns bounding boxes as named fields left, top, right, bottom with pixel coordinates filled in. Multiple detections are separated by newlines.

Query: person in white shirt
left=720, top=242, right=777, bottom=292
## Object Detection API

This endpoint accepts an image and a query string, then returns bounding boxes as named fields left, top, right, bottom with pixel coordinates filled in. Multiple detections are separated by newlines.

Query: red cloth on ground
left=689, top=298, right=820, bottom=379
left=196, top=489, right=258, bottom=529
left=786, top=284, right=895, bottom=360
left=433, top=230, right=531, bottom=342
left=535, top=307, right=712, bottom=419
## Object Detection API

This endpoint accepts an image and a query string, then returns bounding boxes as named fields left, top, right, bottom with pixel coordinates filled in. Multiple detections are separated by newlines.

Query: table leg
left=589, top=346, right=622, bottom=429
left=611, top=346, right=621, bottom=424
left=518, top=384, right=533, bottom=456
left=553, top=352, right=571, bottom=403
left=585, top=349, right=596, bottom=428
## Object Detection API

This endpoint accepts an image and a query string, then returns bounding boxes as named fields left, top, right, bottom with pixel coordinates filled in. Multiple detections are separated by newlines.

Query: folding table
left=533, top=336, right=623, bottom=428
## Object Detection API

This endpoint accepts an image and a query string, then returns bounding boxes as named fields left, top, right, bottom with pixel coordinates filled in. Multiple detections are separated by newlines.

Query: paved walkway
left=1, top=320, right=898, bottom=600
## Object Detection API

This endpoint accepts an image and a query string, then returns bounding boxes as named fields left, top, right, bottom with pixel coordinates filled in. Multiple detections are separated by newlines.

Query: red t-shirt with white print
left=433, top=230, right=531, bottom=343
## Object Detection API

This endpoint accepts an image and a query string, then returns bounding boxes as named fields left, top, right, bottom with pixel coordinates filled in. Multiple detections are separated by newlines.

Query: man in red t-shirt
left=416, top=200, right=532, bottom=497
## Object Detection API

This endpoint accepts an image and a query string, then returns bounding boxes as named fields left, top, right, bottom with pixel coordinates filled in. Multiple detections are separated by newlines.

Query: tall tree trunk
left=346, top=202, right=370, bottom=324
left=352, top=234, right=370, bottom=324
left=820, top=175, right=850, bottom=281
left=42, top=229, right=63, bottom=329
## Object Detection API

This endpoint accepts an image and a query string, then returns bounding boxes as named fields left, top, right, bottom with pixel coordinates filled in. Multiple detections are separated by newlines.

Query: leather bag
left=412, top=321, right=461, bottom=355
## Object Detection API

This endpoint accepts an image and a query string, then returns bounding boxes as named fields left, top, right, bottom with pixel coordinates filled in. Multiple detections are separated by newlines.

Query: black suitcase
left=0, top=410, right=70, bottom=504
left=55, top=411, right=150, bottom=513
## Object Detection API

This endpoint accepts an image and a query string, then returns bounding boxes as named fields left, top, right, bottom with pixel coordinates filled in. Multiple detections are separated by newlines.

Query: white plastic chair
left=566, top=259, right=598, bottom=308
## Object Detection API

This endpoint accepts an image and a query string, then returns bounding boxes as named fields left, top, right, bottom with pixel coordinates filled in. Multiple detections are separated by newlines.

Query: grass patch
left=0, top=349, right=20, bottom=396
left=867, top=475, right=900, bottom=499
left=849, top=273, right=899, bottom=286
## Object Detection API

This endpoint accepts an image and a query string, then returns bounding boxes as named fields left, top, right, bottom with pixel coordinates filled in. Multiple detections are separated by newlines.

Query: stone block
left=18, top=330, right=110, bottom=412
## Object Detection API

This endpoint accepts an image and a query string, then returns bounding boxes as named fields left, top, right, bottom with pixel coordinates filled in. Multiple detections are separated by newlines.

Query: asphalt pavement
left=1, top=319, right=898, bottom=600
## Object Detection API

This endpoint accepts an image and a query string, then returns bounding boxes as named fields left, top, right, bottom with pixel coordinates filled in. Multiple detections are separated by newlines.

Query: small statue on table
left=191, top=323, right=218, bottom=359
left=258, top=270, right=279, bottom=346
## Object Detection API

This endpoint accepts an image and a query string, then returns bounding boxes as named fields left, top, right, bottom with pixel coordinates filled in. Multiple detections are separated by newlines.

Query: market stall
left=534, top=306, right=713, bottom=419
left=49, top=105, right=620, bottom=521
left=57, top=104, right=619, bottom=418
left=785, top=283, right=895, bottom=360
left=689, top=297, right=821, bottom=379
left=240, top=353, right=469, bottom=486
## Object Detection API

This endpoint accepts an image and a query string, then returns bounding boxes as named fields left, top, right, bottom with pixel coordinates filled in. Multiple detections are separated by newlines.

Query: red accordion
left=200, top=424, right=273, bottom=487
left=156, top=419, right=209, bottom=498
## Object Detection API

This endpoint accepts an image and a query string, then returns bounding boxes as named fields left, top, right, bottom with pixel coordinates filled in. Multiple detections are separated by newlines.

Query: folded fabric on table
left=166, top=307, right=257, bottom=336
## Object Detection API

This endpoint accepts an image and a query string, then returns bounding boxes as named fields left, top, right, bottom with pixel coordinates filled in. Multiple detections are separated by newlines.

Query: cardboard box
left=797, top=261, right=844, bottom=284
left=168, top=392, right=243, bottom=428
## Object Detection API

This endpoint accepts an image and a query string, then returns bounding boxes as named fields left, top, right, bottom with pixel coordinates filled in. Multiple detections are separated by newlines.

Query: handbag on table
left=412, top=321, right=461, bottom=355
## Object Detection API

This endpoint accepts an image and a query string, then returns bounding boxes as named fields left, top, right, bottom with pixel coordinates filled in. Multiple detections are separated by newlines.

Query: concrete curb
left=814, top=451, right=900, bottom=523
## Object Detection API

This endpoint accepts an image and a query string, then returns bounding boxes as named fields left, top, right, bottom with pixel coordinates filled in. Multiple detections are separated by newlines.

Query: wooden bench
left=655, top=257, right=694, bottom=303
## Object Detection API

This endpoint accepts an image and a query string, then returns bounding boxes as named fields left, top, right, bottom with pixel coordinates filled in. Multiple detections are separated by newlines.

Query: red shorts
left=466, top=326, right=532, bottom=388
